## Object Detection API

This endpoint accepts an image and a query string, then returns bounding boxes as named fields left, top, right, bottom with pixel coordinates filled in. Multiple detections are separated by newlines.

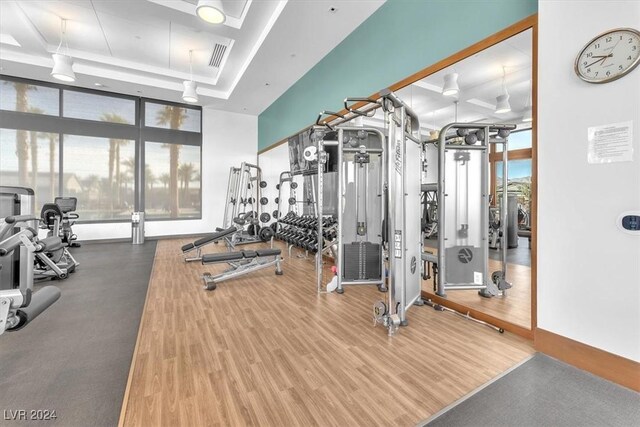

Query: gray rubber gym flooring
left=0, top=241, right=156, bottom=427
left=422, top=353, right=640, bottom=427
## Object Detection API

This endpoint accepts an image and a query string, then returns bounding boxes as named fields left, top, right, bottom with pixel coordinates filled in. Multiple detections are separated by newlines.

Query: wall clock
left=575, top=28, right=640, bottom=83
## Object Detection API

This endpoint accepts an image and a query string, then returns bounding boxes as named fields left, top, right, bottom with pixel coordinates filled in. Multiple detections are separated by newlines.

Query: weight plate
left=288, top=197, right=296, bottom=205
left=290, top=182, right=298, bottom=189
left=259, top=181, right=267, bottom=188
left=272, top=210, right=279, bottom=219
left=260, top=197, right=269, bottom=205
left=260, top=212, right=271, bottom=223
left=274, top=197, right=279, bottom=204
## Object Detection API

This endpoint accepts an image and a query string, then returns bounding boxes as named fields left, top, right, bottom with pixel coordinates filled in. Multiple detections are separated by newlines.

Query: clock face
left=575, top=28, right=640, bottom=83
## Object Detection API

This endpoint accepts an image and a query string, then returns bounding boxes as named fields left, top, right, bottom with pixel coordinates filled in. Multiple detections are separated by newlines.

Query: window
left=145, top=142, right=201, bottom=219
left=63, top=90, right=136, bottom=124
left=497, top=129, right=532, bottom=151
left=0, top=128, right=59, bottom=211
left=0, top=77, right=204, bottom=223
left=63, top=135, right=135, bottom=221
left=144, top=102, right=201, bottom=132
left=495, top=159, right=532, bottom=227
left=0, top=81, right=59, bottom=116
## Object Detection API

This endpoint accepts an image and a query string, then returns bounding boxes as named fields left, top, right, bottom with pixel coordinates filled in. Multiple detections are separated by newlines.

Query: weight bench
left=181, top=226, right=238, bottom=262
left=201, top=248, right=283, bottom=290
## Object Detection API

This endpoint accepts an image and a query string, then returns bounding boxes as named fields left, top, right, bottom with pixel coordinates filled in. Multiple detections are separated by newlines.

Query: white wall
left=538, top=0, right=640, bottom=361
left=74, top=108, right=258, bottom=240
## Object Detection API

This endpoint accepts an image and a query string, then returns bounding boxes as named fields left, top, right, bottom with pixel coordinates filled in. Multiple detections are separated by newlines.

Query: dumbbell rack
left=273, top=212, right=338, bottom=259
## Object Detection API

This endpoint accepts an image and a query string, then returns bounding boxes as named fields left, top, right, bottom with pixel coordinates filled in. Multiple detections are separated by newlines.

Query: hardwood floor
left=422, top=259, right=532, bottom=329
left=120, top=239, right=534, bottom=427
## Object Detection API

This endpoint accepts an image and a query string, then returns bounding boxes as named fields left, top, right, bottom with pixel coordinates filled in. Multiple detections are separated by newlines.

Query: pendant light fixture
left=522, top=80, right=533, bottom=122
left=196, top=0, right=226, bottom=24
left=495, top=66, right=511, bottom=114
left=50, top=18, right=76, bottom=82
left=182, top=50, right=199, bottom=103
left=442, top=72, right=459, bottom=97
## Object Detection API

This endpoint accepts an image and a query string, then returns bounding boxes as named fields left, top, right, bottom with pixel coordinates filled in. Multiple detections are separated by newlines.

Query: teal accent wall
left=258, top=0, right=537, bottom=151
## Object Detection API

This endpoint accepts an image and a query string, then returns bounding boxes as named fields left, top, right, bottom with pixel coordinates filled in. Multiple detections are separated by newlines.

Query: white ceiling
left=0, top=0, right=385, bottom=114
left=362, top=29, right=533, bottom=133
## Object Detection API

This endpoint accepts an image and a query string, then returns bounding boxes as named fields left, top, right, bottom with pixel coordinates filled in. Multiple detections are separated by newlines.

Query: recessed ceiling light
left=329, top=6, right=337, bottom=13
left=135, top=35, right=141, bottom=40
left=290, top=53, right=296, bottom=58
left=136, top=90, right=142, bottom=93
left=265, top=82, right=270, bottom=86
left=94, top=82, right=104, bottom=87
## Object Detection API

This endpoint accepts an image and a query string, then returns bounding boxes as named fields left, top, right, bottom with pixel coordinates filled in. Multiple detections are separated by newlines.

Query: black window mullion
left=58, top=132, right=64, bottom=197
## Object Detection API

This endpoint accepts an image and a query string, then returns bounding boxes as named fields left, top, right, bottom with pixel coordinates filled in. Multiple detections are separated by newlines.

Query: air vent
left=209, top=43, right=227, bottom=68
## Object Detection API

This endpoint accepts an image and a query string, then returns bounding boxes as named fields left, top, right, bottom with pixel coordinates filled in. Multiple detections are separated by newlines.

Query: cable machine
left=424, top=123, right=516, bottom=299
left=314, top=89, right=423, bottom=335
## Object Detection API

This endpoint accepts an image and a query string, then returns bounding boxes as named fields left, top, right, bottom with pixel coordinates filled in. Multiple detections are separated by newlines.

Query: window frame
left=0, top=75, right=202, bottom=223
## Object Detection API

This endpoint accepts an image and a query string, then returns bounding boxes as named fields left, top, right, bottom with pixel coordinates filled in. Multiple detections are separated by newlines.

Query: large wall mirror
left=258, top=22, right=536, bottom=336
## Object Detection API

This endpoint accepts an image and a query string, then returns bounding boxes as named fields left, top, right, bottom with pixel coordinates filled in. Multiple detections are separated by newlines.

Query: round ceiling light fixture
left=182, top=80, right=198, bottom=103
left=442, top=73, right=459, bottom=96
left=50, top=18, right=76, bottom=82
left=494, top=66, right=511, bottom=114
left=51, top=53, right=76, bottom=82
left=196, top=0, right=226, bottom=24
left=182, top=50, right=199, bottom=103
left=495, top=93, right=511, bottom=114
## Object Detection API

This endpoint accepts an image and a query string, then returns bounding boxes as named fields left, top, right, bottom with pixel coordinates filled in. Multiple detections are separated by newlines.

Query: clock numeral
left=629, top=38, right=634, bottom=43
left=619, top=65, right=623, bottom=70
left=594, top=43, right=600, bottom=49
left=595, top=72, right=599, bottom=76
left=606, top=36, right=612, bottom=42
left=586, top=52, right=593, bottom=58
left=587, top=68, right=591, bottom=73
left=633, top=46, right=637, bottom=51
left=606, top=71, right=611, bottom=76
left=629, top=56, right=633, bottom=60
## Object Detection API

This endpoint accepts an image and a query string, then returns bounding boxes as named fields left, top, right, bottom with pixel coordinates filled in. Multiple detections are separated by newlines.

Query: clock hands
left=585, top=56, right=608, bottom=68
left=602, top=39, right=622, bottom=65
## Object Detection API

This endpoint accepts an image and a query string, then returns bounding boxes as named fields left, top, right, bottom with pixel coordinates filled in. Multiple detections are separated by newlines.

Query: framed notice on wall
left=587, top=121, right=634, bottom=164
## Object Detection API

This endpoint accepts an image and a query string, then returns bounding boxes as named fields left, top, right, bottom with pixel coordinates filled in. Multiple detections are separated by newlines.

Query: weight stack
left=342, top=242, right=382, bottom=281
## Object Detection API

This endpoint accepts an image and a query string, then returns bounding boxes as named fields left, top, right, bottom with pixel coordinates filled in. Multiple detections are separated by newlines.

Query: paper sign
left=474, top=272, right=483, bottom=285
left=588, top=121, right=633, bottom=164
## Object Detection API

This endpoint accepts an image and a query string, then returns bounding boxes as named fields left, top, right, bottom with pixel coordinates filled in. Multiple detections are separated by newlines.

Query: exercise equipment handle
left=9, top=286, right=61, bottom=332
left=316, top=111, right=345, bottom=130
left=4, top=215, right=37, bottom=224
left=343, top=98, right=379, bottom=116
left=0, top=229, right=37, bottom=256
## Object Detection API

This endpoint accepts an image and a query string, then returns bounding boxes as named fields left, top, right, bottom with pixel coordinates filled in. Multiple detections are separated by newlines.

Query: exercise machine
left=314, top=90, right=423, bottom=335
left=222, top=162, right=268, bottom=246
left=201, top=248, right=283, bottom=290
left=313, top=125, right=386, bottom=293
left=53, top=196, right=81, bottom=248
left=181, top=226, right=239, bottom=262
left=38, top=202, right=79, bottom=280
left=0, top=186, right=61, bottom=335
left=425, top=122, right=516, bottom=299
